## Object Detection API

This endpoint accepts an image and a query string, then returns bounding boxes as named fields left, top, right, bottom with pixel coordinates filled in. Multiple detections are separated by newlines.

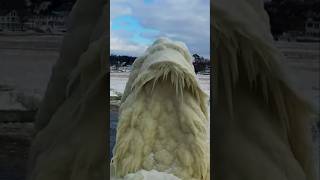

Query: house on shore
left=24, top=12, right=68, bottom=33
left=305, top=18, right=320, bottom=37
left=279, top=17, right=320, bottom=42
left=0, top=9, right=68, bottom=34
left=0, top=10, right=23, bottom=32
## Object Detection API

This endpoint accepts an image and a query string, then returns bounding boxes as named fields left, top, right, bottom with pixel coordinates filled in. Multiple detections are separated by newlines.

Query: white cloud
left=130, top=0, right=210, bottom=57
left=111, top=31, right=147, bottom=56
left=110, top=3, right=132, bottom=19
left=111, top=0, right=210, bottom=57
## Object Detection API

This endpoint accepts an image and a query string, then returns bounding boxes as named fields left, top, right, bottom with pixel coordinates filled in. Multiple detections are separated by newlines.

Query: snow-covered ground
left=276, top=42, right=320, bottom=112
left=0, top=36, right=60, bottom=110
left=110, top=72, right=210, bottom=96
left=276, top=41, right=320, bottom=178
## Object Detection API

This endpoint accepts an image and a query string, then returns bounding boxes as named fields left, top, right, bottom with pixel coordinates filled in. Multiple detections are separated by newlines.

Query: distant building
left=0, top=10, right=23, bottom=32
left=0, top=8, right=69, bottom=34
left=305, top=18, right=320, bottom=37
left=279, top=18, right=320, bottom=42
left=287, top=0, right=320, bottom=2
left=118, top=65, right=132, bottom=72
left=304, top=0, right=320, bottom=2
left=24, top=13, right=68, bottom=33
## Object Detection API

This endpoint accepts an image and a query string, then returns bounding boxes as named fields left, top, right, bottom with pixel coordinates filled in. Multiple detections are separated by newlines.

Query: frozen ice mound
left=111, top=169, right=181, bottom=180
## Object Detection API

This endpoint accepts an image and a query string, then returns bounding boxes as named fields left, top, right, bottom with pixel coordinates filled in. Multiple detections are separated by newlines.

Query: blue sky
left=111, top=0, right=210, bottom=58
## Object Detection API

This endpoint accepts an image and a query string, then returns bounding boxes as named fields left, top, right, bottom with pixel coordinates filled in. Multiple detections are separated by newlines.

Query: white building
left=0, top=10, right=23, bottom=32
left=305, top=18, right=320, bottom=37
left=24, top=14, right=67, bottom=33
left=304, top=0, right=320, bottom=2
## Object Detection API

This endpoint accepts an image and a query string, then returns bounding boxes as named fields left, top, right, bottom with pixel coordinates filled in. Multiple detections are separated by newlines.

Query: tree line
left=264, top=0, right=320, bottom=38
left=0, top=0, right=75, bottom=21
left=110, top=54, right=210, bottom=74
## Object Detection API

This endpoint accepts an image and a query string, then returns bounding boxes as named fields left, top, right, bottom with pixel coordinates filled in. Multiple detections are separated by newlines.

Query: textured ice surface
left=111, top=169, right=181, bottom=180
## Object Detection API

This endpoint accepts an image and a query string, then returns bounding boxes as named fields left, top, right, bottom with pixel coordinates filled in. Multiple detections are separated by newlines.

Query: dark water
left=110, top=111, right=118, bottom=160
left=0, top=135, right=30, bottom=180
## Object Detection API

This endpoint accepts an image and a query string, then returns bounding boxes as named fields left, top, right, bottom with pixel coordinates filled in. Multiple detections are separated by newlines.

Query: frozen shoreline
left=110, top=72, right=210, bottom=96
left=0, top=36, right=317, bottom=113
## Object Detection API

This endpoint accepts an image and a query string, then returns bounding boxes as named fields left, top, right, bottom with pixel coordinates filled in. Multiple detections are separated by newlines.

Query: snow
left=0, top=47, right=58, bottom=110
left=110, top=89, right=118, bottom=97
left=111, top=170, right=181, bottom=180
left=276, top=42, right=320, bottom=178
left=110, top=72, right=210, bottom=96
left=0, top=93, right=26, bottom=110
left=0, top=35, right=59, bottom=110
left=110, top=72, right=130, bottom=96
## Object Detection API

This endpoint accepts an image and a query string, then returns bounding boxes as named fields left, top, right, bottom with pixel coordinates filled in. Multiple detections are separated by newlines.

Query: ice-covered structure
left=27, top=0, right=108, bottom=179
left=212, top=0, right=317, bottom=179
left=111, top=38, right=210, bottom=180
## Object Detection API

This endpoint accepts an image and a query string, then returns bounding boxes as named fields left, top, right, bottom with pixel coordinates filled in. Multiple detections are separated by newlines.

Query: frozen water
left=0, top=35, right=59, bottom=110
left=110, top=72, right=210, bottom=96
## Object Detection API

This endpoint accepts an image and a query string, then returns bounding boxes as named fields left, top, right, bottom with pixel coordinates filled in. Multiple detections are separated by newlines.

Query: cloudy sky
left=110, top=0, right=210, bottom=58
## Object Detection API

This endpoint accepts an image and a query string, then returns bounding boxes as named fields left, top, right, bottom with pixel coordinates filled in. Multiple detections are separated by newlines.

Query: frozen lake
left=110, top=72, right=210, bottom=96
left=0, top=35, right=60, bottom=110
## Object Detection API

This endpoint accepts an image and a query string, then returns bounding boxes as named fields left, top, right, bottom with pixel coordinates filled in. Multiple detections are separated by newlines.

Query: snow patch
left=111, top=170, right=181, bottom=180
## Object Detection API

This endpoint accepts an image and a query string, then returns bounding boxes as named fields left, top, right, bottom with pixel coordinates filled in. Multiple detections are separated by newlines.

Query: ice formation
left=212, top=0, right=317, bottom=179
left=27, top=0, right=108, bottom=179
left=111, top=169, right=181, bottom=180
left=111, top=38, right=210, bottom=180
